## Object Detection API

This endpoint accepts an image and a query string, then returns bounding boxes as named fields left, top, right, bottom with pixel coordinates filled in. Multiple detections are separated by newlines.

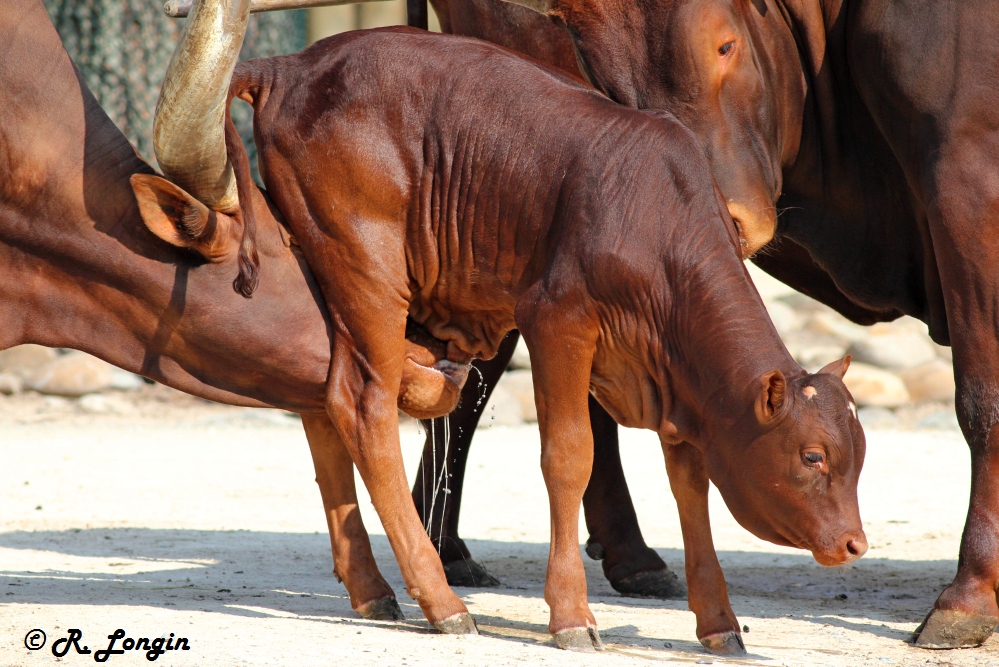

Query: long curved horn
left=499, top=0, right=553, bottom=12
left=153, top=0, right=250, bottom=212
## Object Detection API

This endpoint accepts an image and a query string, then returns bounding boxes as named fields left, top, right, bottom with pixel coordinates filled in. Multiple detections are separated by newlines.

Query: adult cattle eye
left=803, top=450, right=825, bottom=467
left=719, top=41, right=735, bottom=56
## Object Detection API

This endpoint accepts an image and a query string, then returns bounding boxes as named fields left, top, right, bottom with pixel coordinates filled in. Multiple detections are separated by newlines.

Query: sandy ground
left=0, top=393, right=996, bottom=667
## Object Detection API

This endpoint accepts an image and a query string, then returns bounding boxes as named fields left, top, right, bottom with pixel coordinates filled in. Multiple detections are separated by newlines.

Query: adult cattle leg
left=914, top=204, right=999, bottom=647
left=411, top=332, right=518, bottom=587
left=584, top=396, right=684, bottom=599
left=412, top=333, right=683, bottom=598
left=664, top=441, right=743, bottom=654
left=302, top=414, right=404, bottom=620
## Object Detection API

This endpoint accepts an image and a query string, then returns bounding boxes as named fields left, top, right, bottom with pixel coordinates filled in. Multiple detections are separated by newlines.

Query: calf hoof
left=357, top=597, right=405, bottom=621
left=434, top=612, right=478, bottom=635
left=585, top=538, right=606, bottom=561
left=700, top=631, right=746, bottom=656
left=611, top=569, right=687, bottom=600
left=443, top=559, right=501, bottom=588
left=913, top=609, right=997, bottom=649
left=554, top=627, right=604, bottom=653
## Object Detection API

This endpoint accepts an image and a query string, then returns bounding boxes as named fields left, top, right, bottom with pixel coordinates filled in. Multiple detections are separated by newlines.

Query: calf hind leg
left=302, top=414, right=403, bottom=620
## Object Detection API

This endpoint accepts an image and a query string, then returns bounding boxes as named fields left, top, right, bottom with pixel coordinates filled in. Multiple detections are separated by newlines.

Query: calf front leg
left=521, top=309, right=602, bottom=652
left=302, top=414, right=402, bottom=620
left=663, top=440, right=745, bottom=655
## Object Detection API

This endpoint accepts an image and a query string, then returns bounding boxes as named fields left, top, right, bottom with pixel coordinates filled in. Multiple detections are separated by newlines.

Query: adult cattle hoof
left=553, top=626, right=604, bottom=652
left=357, top=597, right=405, bottom=621
left=913, top=609, right=997, bottom=649
left=585, top=538, right=606, bottom=561
left=434, top=612, right=478, bottom=635
left=611, top=569, right=687, bottom=600
left=443, top=559, right=501, bottom=587
left=699, top=631, right=746, bottom=655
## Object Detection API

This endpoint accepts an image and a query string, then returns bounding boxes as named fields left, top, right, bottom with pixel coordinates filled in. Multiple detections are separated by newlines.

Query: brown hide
left=451, top=0, right=999, bottom=649
left=0, top=2, right=334, bottom=410
left=232, top=28, right=866, bottom=646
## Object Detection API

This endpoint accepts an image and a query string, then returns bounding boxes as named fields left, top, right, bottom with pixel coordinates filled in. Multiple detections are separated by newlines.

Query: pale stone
left=0, top=345, right=58, bottom=379
left=916, top=410, right=960, bottom=431
left=899, top=360, right=955, bottom=404
left=110, top=368, right=146, bottom=390
left=857, top=407, right=899, bottom=429
left=843, top=362, right=910, bottom=408
left=764, top=299, right=800, bottom=337
left=79, top=393, right=136, bottom=415
left=478, top=384, right=523, bottom=427
left=746, top=262, right=796, bottom=300
left=0, top=373, right=23, bottom=395
left=790, top=344, right=849, bottom=373
left=27, top=352, right=115, bottom=397
left=933, top=343, right=953, bottom=362
left=497, top=369, right=536, bottom=422
left=509, top=337, right=531, bottom=370
left=805, top=312, right=870, bottom=345
left=847, top=330, right=937, bottom=370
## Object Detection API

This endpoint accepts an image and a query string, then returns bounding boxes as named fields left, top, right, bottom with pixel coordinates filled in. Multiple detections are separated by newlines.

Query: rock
left=746, top=262, right=796, bottom=300
left=847, top=330, right=937, bottom=370
left=78, top=393, right=136, bottom=415
left=478, top=384, right=523, bottom=427
left=843, top=362, right=910, bottom=408
left=933, top=343, right=953, bottom=362
left=0, top=344, right=57, bottom=379
left=805, top=312, right=870, bottom=345
left=26, top=352, right=115, bottom=397
left=509, top=338, right=531, bottom=370
left=916, top=410, right=960, bottom=431
left=899, top=360, right=955, bottom=403
left=0, top=373, right=22, bottom=395
left=110, top=368, right=146, bottom=390
left=498, top=369, right=536, bottom=422
left=764, top=299, right=800, bottom=337
left=790, top=344, right=849, bottom=372
left=857, top=407, right=899, bottom=429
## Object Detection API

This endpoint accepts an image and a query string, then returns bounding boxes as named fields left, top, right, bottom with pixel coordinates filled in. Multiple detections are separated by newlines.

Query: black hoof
left=700, top=631, right=746, bottom=655
left=443, top=559, right=501, bottom=587
left=611, top=568, right=687, bottom=600
left=433, top=612, right=478, bottom=635
left=585, top=538, right=605, bottom=561
left=554, top=626, right=604, bottom=652
left=913, top=608, right=997, bottom=649
left=358, top=597, right=405, bottom=621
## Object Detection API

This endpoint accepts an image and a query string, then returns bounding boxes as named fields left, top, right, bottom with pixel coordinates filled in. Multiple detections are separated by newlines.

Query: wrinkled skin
left=218, top=28, right=867, bottom=651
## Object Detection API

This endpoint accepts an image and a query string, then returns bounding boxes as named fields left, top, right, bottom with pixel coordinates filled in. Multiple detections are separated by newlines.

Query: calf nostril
left=846, top=536, right=868, bottom=558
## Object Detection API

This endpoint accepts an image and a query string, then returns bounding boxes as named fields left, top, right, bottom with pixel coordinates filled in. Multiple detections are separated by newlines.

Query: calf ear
left=130, top=173, right=234, bottom=262
left=756, top=370, right=787, bottom=422
left=818, top=355, right=851, bottom=379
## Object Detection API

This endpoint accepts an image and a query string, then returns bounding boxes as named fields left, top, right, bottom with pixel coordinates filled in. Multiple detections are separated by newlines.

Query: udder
left=397, top=319, right=471, bottom=419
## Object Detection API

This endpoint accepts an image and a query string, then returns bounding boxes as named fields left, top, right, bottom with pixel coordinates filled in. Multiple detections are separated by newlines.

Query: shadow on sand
left=0, top=528, right=955, bottom=653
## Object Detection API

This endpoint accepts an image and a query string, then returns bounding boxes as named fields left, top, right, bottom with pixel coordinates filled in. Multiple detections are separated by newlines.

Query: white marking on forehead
left=848, top=401, right=858, bottom=419
left=803, top=386, right=817, bottom=399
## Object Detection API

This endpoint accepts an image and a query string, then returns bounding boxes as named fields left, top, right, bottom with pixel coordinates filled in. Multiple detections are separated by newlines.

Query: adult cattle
left=1, top=0, right=462, bottom=624
left=424, top=0, right=999, bottom=651
left=153, top=0, right=870, bottom=649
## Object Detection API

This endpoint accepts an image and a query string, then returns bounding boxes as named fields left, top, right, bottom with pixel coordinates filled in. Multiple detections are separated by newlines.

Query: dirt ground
left=0, top=389, right=996, bottom=666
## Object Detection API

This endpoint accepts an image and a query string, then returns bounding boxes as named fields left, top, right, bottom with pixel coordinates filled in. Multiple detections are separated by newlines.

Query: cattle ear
left=130, top=173, right=234, bottom=262
left=756, top=370, right=787, bottom=422
left=818, top=355, right=851, bottom=379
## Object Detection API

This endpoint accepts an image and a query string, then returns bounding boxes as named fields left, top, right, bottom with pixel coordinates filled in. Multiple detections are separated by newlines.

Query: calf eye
left=719, top=41, right=735, bottom=56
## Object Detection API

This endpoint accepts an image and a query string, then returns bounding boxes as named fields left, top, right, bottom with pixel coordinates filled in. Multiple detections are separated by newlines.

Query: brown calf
left=142, top=4, right=868, bottom=651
